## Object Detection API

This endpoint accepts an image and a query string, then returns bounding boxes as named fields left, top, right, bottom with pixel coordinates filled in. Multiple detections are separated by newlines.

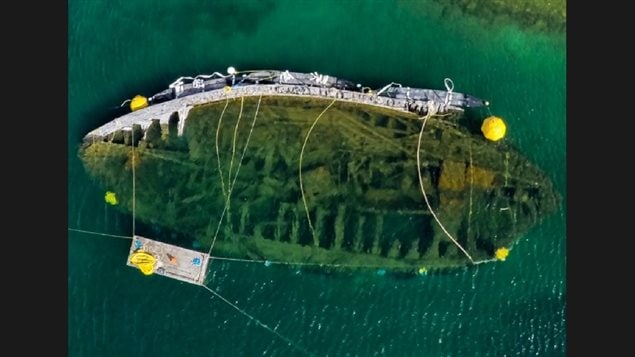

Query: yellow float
left=495, top=247, right=510, bottom=261
left=481, top=116, right=506, bottom=141
left=130, top=95, right=148, bottom=111
left=129, top=250, right=156, bottom=275
left=104, top=191, right=118, bottom=205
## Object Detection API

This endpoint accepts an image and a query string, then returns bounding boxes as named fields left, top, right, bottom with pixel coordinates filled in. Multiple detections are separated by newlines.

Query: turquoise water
left=68, top=1, right=566, bottom=356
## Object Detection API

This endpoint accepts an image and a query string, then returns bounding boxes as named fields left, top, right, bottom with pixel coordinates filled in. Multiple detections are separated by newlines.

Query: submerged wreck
left=79, top=68, right=560, bottom=274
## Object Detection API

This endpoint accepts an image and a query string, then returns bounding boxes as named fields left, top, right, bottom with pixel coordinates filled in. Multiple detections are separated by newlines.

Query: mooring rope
left=209, top=255, right=405, bottom=270
left=416, top=101, right=474, bottom=263
left=132, top=128, right=136, bottom=237
left=299, top=98, right=337, bottom=244
left=200, top=283, right=315, bottom=356
left=468, top=141, right=474, bottom=244
left=68, top=228, right=132, bottom=240
left=227, top=96, right=263, bottom=196
left=207, top=96, right=263, bottom=259
left=227, top=96, right=245, bottom=192
left=215, top=97, right=231, bottom=199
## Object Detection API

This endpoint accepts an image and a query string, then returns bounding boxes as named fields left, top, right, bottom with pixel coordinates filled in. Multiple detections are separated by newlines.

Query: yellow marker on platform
left=130, top=250, right=156, bottom=275
left=223, top=86, right=232, bottom=94
left=104, top=191, right=118, bottom=205
left=495, top=247, right=509, bottom=261
left=481, top=116, right=507, bottom=141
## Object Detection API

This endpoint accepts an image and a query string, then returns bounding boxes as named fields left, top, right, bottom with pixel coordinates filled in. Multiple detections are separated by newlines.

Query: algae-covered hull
left=80, top=91, right=559, bottom=272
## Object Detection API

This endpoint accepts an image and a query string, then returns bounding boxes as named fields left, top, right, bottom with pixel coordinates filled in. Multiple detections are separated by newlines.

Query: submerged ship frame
left=80, top=68, right=558, bottom=279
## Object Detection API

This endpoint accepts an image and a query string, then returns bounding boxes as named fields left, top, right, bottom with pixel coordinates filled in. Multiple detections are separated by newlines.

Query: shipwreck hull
left=80, top=95, right=559, bottom=272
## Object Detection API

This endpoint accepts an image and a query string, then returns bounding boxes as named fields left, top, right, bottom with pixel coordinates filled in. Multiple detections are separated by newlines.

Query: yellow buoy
left=223, top=86, right=232, bottom=94
left=130, top=95, right=149, bottom=111
left=481, top=116, right=507, bottom=141
left=495, top=247, right=509, bottom=261
left=130, top=250, right=156, bottom=275
left=104, top=191, right=118, bottom=205
left=418, top=267, right=428, bottom=275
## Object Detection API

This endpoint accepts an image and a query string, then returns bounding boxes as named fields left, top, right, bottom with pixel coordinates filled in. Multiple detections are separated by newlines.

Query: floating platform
left=127, top=235, right=210, bottom=285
